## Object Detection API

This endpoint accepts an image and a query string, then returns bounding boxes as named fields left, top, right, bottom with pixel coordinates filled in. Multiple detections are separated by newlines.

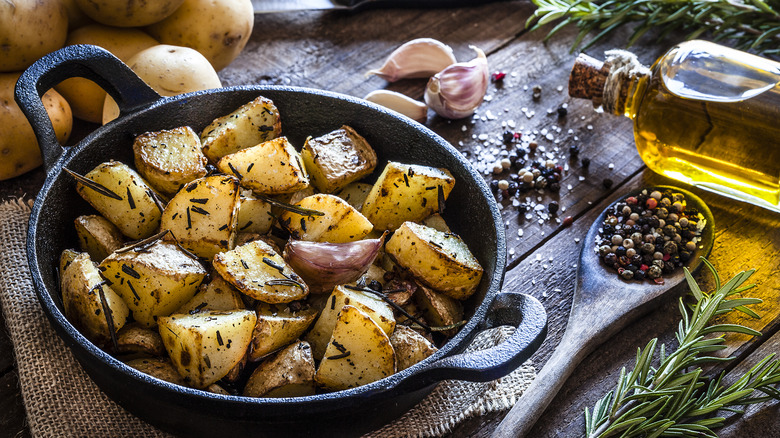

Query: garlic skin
left=367, top=38, right=457, bottom=82
left=424, top=46, right=488, bottom=119
left=364, top=90, right=428, bottom=123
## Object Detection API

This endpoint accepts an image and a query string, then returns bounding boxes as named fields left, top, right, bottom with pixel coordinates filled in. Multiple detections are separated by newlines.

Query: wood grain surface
left=1, top=3, right=778, bottom=437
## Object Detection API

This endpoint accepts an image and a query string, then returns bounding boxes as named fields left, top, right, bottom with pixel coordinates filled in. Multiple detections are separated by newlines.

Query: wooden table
left=1, top=3, right=779, bottom=437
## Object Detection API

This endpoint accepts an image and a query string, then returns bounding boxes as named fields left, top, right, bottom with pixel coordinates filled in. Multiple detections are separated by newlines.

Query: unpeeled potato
left=74, top=0, right=185, bottom=28
left=145, top=0, right=254, bottom=71
left=0, top=0, right=68, bottom=72
left=102, top=45, right=222, bottom=124
left=0, top=73, right=72, bottom=180
left=56, top=25, right=159, bottom=123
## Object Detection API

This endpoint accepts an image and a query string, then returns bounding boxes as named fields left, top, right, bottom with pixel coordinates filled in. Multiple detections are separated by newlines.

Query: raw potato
left=133, top=126, right=208, bottom=196
left=301, top=126, right=377, bottom=193
left=249, top=303, right=317, bottom=361
left=361, top=162, right=455, bottom=231
left=335, top=182, right=373, bottom=211
left=99, top=240, right=207, bottom=327
left=315, top=305, right=395, bottom=391
left=390, top=325, right=438, bottom=371
left=0, top=0, right=67, bottom=72
left=279, top=194, right=373, bottom=243
left=158, top=309, right=257, bottom=388
left=176, top=276, right=245, bottom=315
left=213, top=240, right=309, bottom=304
left=237, top=190, right=275, bottom=235
left=244, top=341, right=316, bottom=398
left=62, top=253, right=130, bottom=346
left=217, top=137, right=310, bottom=195
left=103, top=45, right=222, bottom=124
left=61, top=0, right=93, bottom=30
left=385, top=221, right=483, bottom=300
left=75, top=161, right=162, bottom=240
left=56, top=25, right=158, bottom=123
left=1, top=73, right=72, bottom=180
left=160, top=175, right=241, bottom=259
left=75, top=0, right=185, bottom=27
left=414, top=282, right=464, bottom=337
left=116, top=323, right=166, bottom=357
left=306, top=285, right=395, bottom=360
left=125, top=357, right=187, bottom=386
left=145, top=0, right=254, bottom=71
left=200, top=96, right=282, bottom=164
left=74, top=215, right=125, bottom=262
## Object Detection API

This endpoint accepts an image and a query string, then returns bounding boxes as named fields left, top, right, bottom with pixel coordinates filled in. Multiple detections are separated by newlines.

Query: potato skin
left=0, top=0, right=68, bottom=72
left=75, top=0, right=185, bottom=27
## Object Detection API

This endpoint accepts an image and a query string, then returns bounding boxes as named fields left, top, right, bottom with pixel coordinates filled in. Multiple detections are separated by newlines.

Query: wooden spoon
left=492, top=186, right=715, bottom=438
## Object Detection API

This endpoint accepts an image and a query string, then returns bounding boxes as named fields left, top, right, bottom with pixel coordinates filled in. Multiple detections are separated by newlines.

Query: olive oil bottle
left=570, top=40, right=780, bottom=212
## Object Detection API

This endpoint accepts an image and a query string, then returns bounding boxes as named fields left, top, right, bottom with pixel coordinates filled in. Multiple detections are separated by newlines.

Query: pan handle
left=394, top=292, right=547, bottom=392
left=15, top=44, right=160, bottom=171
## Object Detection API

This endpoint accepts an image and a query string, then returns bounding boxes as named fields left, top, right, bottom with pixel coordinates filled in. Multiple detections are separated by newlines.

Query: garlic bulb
left=364, top=90, right=428, bottom=123
left=424, top=46, right=488, bottom=119
left=367, top=38, right=457, bottom=82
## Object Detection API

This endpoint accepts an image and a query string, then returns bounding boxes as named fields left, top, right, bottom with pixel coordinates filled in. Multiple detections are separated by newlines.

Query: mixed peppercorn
left=595, top=189, right=706, bottom=284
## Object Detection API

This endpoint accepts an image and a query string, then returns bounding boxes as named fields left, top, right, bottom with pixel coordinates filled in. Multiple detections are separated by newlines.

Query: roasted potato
left=116, top=323, right=166, bottom=357
left=335, top=182, right=373, bottom=211
left=413, top=283, right=464, bottom=337
left=125, top=357, right=187, bottom=386
left=236, top=190, right=275, bottom=235
left=301, top=126, right=377, bottom=193
left=74, top=215, right=125, bottom=263
left=390, top=325, right=438, bottom=371
left=249, top=303, right=318, bottom=361
left=244, top=341, right=316, bottom=398
left=361, top=162, right=455, bottom=231
left=279, top=194, right=373, bottom=243
left=59, top=248, right=80, bottom=281
left=158, top=309, right=256, bottom=388
left=200, top=96, right=282, bottom=163
left=217, top=137, right=309, bottom=195
left=385, top=221, right=483, bottom=300
left=176, top=276, right=245, bottom=315
left=133, top=126, right=208, bottom=196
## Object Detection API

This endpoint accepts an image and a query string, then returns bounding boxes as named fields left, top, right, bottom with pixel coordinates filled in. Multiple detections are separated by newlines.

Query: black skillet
left=16, top=45, right=547, bottom=437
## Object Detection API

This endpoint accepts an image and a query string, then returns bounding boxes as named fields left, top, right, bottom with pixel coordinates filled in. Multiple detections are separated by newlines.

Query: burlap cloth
left=0, top=198, right=535, bottom=438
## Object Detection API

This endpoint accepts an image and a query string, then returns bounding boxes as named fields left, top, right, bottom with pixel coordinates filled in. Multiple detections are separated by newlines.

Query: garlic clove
left=364, top=90, right=428, bottom=123
left=424, top=46, right=489, bottom=120
left=367, top=38, right=457, bottom=82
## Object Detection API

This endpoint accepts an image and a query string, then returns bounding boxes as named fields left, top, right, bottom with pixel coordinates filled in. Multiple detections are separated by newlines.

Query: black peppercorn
left=503, top=130, right=515, bottom=143
left=557, top=106, right=568, bottom=117
left=604, top=253, right=617, bottom=265
left=569, top=144, right=580, bottom=157
left=615, top=246, right=627, bottom=257
left=507, top=181, right=519, bottom=196
left=602, top=178, right=614, bottom=189
left=489, top=180, right=499, bottom=193
left=581, top=157, right=591, bottom=168
left=548, top=201, right=559, bottom=214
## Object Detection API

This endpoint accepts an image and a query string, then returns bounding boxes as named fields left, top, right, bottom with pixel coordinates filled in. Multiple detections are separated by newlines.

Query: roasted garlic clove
left=367, top=38, right=457, bottom=82
left=364, top=90, right=428, bottom=123
left=424, top=46, right=489, bottom=120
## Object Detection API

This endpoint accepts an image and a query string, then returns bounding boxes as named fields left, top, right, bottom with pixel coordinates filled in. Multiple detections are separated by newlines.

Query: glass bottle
left=569, top=40, right=780, bottom=213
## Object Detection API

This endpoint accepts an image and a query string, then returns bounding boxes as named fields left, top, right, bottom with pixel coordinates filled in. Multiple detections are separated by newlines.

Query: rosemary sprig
left=584, top=258, right=780, bottom=438
left=527, top=0, right=780, bottom=56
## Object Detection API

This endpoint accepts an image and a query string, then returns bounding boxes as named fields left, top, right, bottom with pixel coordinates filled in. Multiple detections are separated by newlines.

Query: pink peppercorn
left=646, top=198, right=658, bottom=209
left=491, top=72, right=506, bottom=82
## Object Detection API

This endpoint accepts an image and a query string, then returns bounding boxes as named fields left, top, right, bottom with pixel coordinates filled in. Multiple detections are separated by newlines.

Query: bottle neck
left=601, top=50, right=651, bottom=117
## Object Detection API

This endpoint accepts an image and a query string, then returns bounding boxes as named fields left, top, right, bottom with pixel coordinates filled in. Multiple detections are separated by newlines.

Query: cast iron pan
left=17, top=45, right=547, bottom=437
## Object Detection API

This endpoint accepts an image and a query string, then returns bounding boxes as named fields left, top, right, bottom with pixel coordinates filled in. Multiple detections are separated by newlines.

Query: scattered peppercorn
left=569, top=145, right=580, bottom=157
left=562, top=216, right=573, bottom=227
left=491, top=71, right=506, bottom=82
left=602, top=178, right=614, bottom=189
left=581, top=157, right=591, bottom=168
left=548, top=201, right=559, bottom=215
left=489, top=180, right=498, bottom=194
left=557, top=106, right=568, bottom=117
left=503, top=130, right=515, bottom=143
left=532, top=85, right=542, bottom=100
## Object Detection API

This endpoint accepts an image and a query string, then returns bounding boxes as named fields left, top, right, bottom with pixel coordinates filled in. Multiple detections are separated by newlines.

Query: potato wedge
left=413, top=282, right=464, bottom=337
left=59, top=248, right=80, bottom=282
left=237, top=190, right=274, bottom=234
left=116, top=323, right=166, bottom=357
left=62, top=253, right=130, bottom=346
left=244, top=341, right=316, bottom=398
left=361, top=162, right=455, bottom=231
left=74, top=214, right=125, bottom=262
left=201, top=96, right=282, bottom=163
left=217, top=137, right=309, bottom=195
left=335, top=182, right=373, bottom=211
left=176, top=275, right=245, bottom=314
left=213, top=240, right=309, bottom=304
left=385, top=221, right=483, bottom=300
left=390, top=325, right=438, bottom=371
left=133, top=126, right=208, bottom=196
left=125, top=357, right=187, bottom=386
left=158, top=309, right=256, bottom=388
left=422, top=213, right=451, bottom=233
left=279, top=194, right=373, bottom=243
left=74, top=161, right=162, bottom=239
left=305, top=285, right=395, bottom=360
left=315, top=305, right=395, bottom=391
left=160, top=175, right=241, bottom=259
left=99, top=240, right=207, bottom=327
left=300, top=126, right=377, bottom=193
left=249, top=303, right=317, bottom=361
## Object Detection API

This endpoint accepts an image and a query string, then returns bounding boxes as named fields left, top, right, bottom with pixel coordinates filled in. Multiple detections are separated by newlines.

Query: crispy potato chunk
left=414, top=282, right=464, bottom=337
left=236, top=189, right=274, bottom=234
left=422, top=213, right=451, bottom=233
left=244, top=341, right=316, bottom=398
left=305, top=285, right=395, bottom=360
left=361, top=162, right=455, bottom=231
left=200, top=96, right=282, bottom=163
left=74, top=214, right=124, bottom=263
left=213, top=240, right=309, bottom=304
left=133, top=126, right=208, bottom=196
left=160, top=175, right=241, bottom=259
left=217, top=137, right=309, bottom=195
left=249, top=302, right=317, bottom=361
left=59, top=248, right=80, bottom=281
left=390, top=325, right=438, bottom=371
left=125, top=357, right=187, bottom=386
left=158, top=309, right=257, bottom=389
left=99, top=240, right=207, bottom=327
left=279, top=194, right=373, bottom=243
left=116, top=323, right=166, bottom=357
left=74, top=161, right=162, bottom=239
left=315, top=305, right=395, bottom=391
left=176, top=275, right=245, bottom=314
left=385, top=221, right=483, bottom=300
left=62, top=253, right=129, bottom=346
left=300, top=125, right=377, bottom=193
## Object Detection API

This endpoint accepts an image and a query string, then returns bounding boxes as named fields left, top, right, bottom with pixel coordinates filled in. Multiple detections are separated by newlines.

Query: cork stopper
left=569, top=53, right=610, bottom=108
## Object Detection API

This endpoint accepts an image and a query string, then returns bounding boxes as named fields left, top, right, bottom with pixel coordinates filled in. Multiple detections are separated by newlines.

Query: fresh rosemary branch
left=527, top=0, right=780, bottom=56
left=584, top=258, right=780, bottom=438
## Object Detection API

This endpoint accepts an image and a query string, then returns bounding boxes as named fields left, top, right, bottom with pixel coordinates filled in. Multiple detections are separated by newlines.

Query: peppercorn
left=532, top=85, right=542, bottom=100
left=604, top=253, right=617, bottom=266
left=529, top=142, right=538, bottom=152
left=602, top=178, right=614, bottom=189
left=615, top=246, right=627, bottom=257
left=557, top=106, right=568, bottom=117
left=633, top=269, right=646, bottom=281
left=647, top=265, right=662, bottom=278
left=503, top=130, right=515, bottom=143
left=621, top=270, right=635, bottom=280
left=581, top=157, right=591, bottom=168
left=562, top=216, right=573, bottom=227
left=368, top=280, right=383, bottom=292
left=489, top=180, right=498, bottom=194
left=507, top=181, right=519, bottom=196
left=517, top=202, right=529, bottom=213
left=548, top=201, right=559, bottom=215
